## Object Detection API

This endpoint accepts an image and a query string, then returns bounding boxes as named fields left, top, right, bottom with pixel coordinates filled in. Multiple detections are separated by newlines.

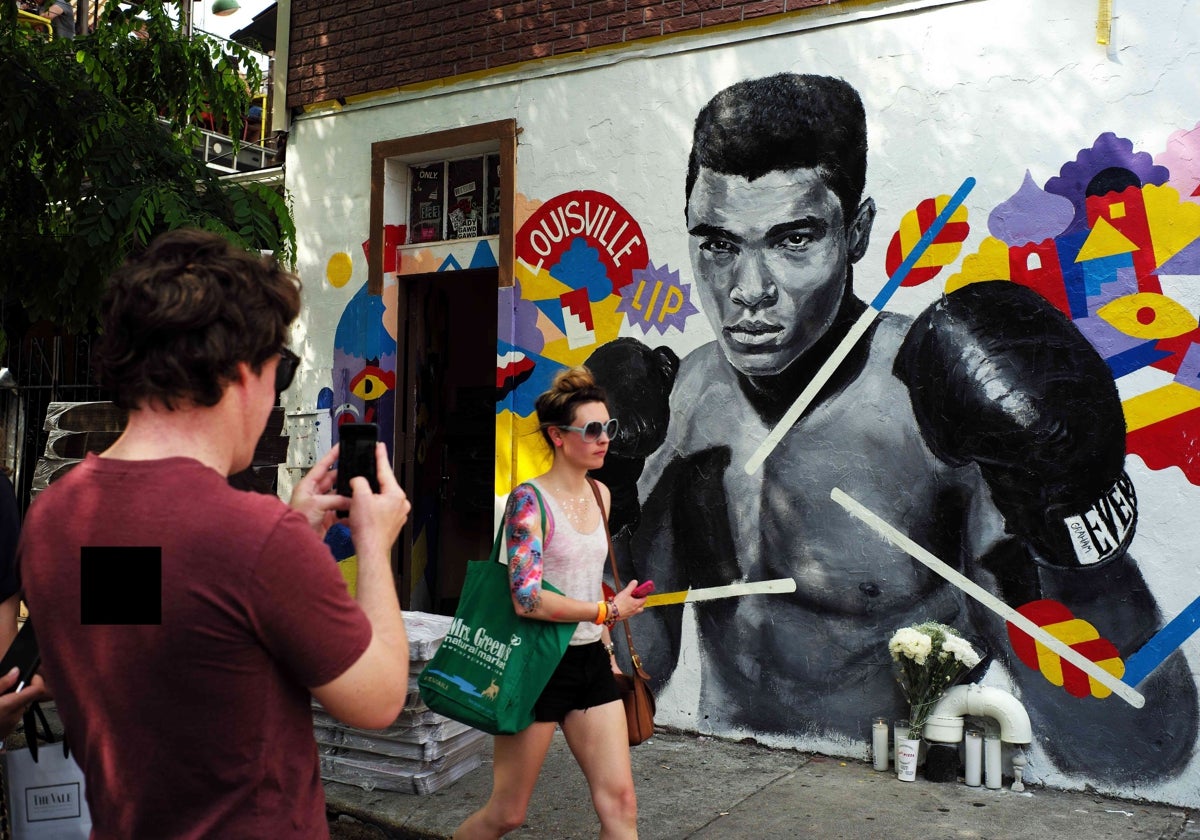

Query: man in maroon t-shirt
left=18, top=229, right=412, bottom=839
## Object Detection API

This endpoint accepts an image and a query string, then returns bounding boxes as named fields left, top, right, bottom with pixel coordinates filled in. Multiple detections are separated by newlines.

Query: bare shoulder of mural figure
left=898, top=280, right=1198, bottom=779
left=619, top=344, right=752, bottom=688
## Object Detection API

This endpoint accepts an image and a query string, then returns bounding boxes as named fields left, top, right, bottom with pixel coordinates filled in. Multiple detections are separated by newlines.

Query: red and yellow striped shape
left=885, top=194, right=972, bottom=287
left=1007, top=599, right=1125, bottom=699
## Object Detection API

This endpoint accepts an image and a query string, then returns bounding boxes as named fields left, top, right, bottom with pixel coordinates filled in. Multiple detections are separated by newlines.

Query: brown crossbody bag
left=588, top=477, right=656, bottom=746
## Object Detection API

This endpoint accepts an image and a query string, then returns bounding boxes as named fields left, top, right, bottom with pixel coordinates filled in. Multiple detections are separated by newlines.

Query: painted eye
left=349, top=365, right=396, bottom=401
left=777, top=232, right=815, bottom=251
left=699, top=239, right=739, bottom=256
left=1096, top=293, right=1197, bottom=340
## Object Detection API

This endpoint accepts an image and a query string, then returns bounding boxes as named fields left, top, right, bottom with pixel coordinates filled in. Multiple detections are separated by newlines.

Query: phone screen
left=336, top=423, right=380, bottom=508
left=0, top=620, right=40, bottom=694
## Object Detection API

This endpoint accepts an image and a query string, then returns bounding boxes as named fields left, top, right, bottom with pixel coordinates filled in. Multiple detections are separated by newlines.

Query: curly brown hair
left=534, top=366, right=608, bottom=447
left=96, top=228, right=302, bottom=410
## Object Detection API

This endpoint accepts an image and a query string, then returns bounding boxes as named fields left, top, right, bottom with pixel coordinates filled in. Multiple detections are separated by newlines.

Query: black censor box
left=80, top=546, right=163, bottom=625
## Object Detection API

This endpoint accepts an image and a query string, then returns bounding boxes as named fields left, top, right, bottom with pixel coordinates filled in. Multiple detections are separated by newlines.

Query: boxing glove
left=895, top=280, right=1135, bottom=569
left=585, top=338, right=680, bottom=534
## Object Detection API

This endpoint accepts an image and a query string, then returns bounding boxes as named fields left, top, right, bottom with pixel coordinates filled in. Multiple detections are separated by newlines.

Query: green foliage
left=0, top=0, right=296, bottom=341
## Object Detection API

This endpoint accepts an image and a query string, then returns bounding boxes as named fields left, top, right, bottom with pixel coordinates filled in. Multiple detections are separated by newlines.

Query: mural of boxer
left=580, top=74, right=1198, bottom=783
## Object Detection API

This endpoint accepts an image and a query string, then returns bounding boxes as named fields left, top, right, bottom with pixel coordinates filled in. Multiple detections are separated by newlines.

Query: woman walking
left=454, top=366, right=648, bottom=840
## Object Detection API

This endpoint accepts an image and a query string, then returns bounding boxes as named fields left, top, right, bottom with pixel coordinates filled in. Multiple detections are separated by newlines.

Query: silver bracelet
left=603, top=642, right=615, bottom=656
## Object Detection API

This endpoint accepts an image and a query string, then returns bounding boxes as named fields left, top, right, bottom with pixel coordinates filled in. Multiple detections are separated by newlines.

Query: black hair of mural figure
left=685, top=73, right=868, bottom=228
left=589, top=71, right=1198, bottom=785
left=683, top=72, right=877, bottom=383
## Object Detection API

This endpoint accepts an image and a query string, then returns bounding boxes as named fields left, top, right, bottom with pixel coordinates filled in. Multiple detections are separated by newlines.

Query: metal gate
left=1, top=331, right=107, bottom=514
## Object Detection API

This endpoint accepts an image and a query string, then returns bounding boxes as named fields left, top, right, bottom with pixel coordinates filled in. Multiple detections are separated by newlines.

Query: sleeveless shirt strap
left=586, top=478, right=642, bottom=666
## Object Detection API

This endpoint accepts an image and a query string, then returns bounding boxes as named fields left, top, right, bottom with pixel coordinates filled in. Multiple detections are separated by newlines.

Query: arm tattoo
left=506, top=485, right=546, bottom=614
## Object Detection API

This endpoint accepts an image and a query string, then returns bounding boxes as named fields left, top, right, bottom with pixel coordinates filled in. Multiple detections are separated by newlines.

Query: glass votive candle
left=872, top=717, right=889, bottom=771
left=964, top=727, right=983, bottom=786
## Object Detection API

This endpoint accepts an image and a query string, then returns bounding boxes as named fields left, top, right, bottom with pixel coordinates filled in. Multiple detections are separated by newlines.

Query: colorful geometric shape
left=496, top=342, right=559, bottom=416
left=1007, top=599, right=1125, bottom=699
left=1143, top=183, right=1200, bottom=271
left=1076, top=216, right=1138, bottom=262
left=1122, top=382, right=1200, bottom=432
left=872, top=178, right=975, bottom=309
left=1097, top=292, right=1198, bottom=340
left=1125, top=402, right=1200, bottom=485
left=616, top=261, right=700, bottom=335
left=326, top=252, right=353, bottom=288
left=944, top=236, right=1012, bottom=293
left=1009, top=239, right=1069, bottom=315
left=496, top=350, right=535, bottom=397
left=438, top=254, right=463, bottom=272
left=885, top=193, right=971, bottom=287
left=988, top=170, right=1075, bottom=246
left=1105, top=341, right=1174, bottom=379
left=469, top=239, right=499, bottom=269
left=1123, top=594, right=1200, bottom=687
left=1052, top=229, right=1093, bottom=319
left=560, top=286, right=596, bottom=350
left=359, top=224, right=407, bottom=275
left=1159, top=236, right=1200, bottom=276
left=1173, top=341, right=1200, bottom=388
left=550, top=237, right=615, bottom=303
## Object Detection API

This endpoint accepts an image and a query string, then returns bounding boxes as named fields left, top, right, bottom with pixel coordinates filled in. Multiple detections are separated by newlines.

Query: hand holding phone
left=0, top=621, right=40, bottom=695
left=336, top=423, right=380, bottom=518
left=632, top=580, right=655, bottom=598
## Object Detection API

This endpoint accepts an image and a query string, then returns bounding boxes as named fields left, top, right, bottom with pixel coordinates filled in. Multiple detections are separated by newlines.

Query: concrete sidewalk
left=324, top=730, right=1198, bottom=839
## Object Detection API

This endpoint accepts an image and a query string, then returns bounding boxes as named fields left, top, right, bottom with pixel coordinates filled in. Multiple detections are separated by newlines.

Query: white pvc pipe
left=922, top=684, right=1033, bottom=744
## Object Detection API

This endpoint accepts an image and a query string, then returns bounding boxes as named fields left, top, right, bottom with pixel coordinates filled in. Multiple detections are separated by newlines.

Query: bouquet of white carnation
left=888, top=621, right=982, bottom=740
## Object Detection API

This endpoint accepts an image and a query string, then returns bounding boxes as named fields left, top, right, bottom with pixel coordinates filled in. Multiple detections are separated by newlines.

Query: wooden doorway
left=369, top=119, right=515, bottom=612
left=396, top=268, right=497, bottom=614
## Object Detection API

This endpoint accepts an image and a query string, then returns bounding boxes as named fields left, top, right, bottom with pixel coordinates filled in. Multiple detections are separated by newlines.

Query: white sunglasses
left=558, top=419, right=619, bottom=442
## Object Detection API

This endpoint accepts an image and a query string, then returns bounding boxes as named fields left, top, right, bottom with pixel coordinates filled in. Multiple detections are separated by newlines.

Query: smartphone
left=336, top=423, right=380, bottom=517
left=0, top=620, right=40, bottom=695
left=632, top=580, right=655, bottom=598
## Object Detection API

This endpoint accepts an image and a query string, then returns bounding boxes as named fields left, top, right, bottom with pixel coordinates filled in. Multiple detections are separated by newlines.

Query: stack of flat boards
left=315, top=611, right=489, bottom=795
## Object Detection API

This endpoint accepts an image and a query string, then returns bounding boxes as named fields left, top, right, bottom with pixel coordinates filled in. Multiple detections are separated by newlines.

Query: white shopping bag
left=2, top=745, right=92, bottom=840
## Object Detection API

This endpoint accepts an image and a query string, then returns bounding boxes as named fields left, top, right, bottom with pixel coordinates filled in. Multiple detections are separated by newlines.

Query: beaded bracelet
left=604, top=597, right=619, bottom=628
left=593, top=600, right=608, bottom=626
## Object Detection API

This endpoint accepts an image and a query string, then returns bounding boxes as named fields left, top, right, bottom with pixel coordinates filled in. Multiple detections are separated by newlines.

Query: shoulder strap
left=587, top=478, right=647, bottom=677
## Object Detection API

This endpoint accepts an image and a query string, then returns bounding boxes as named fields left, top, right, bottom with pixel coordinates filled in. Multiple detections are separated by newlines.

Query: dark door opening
left=396, top=268, right=497, bottom=615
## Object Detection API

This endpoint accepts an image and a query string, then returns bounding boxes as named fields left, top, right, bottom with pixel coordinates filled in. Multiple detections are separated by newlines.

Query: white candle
left=964, top=728, right=982, bottom=787
left=984, top=732, right=1002, bottom=789
left=872, top=718, right=889, bottom=771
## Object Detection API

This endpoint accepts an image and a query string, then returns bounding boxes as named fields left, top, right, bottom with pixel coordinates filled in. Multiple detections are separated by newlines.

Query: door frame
left=367, top=121, right=516, bottom=601
left=368, top=119, right=517, bottom=294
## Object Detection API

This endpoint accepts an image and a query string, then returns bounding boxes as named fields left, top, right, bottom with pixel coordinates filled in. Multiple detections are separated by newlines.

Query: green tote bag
left=418, top=484, right=574, bottom=735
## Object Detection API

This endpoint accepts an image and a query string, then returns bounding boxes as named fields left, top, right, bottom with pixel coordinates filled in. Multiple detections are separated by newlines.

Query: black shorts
left=533, top=641, right=621, bottom=723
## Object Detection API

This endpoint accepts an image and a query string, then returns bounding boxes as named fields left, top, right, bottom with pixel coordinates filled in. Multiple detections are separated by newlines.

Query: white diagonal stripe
left=744, top=307, right=878, bottom=475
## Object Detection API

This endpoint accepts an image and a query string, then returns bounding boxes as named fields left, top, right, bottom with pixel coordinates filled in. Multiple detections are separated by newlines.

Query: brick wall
left=288, top=0, right=846, bottom=110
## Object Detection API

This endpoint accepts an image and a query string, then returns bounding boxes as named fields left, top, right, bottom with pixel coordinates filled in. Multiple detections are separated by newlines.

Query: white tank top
left=529, top=479, right=609, bottom=646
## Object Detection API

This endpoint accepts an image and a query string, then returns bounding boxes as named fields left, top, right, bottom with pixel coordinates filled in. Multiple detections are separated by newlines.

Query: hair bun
left=550, top=366, right=597, bottom=395
left=533, top=366, right=608, bottom=442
